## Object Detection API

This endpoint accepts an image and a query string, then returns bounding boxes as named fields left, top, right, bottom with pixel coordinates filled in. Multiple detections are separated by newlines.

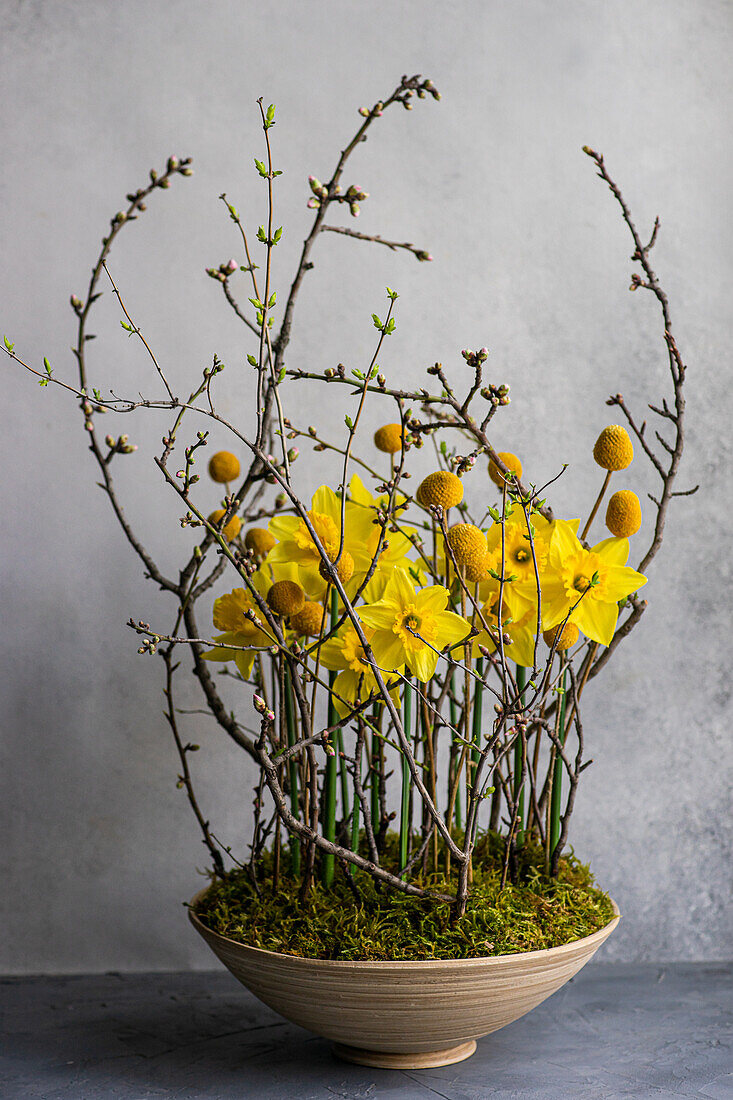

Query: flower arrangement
left=4, top=75, right=693, bottom=957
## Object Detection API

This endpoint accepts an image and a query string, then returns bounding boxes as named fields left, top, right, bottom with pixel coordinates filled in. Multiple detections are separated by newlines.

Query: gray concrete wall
left=1, top=0, right=730, bottom=973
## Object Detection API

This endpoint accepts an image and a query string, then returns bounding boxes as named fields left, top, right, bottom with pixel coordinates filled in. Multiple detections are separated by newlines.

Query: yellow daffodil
left=320, top=622, right=402, bottom=718
left=348, top=474, right=419, bottom=578
left=359, top=568, right=470, bottom=682
left=202, top=571, right=273, bottom=680
left=267, top=483, right=375, bottom=597
left=481, top=507, right=559, bottom=618
left=540, top=520, right=647, bottom=646
left=471, top=582, right=538, bottom=668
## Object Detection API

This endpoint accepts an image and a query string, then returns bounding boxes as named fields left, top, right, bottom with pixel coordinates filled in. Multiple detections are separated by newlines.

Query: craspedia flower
left=374, top=423, right=403, bottom=454
left=593, top=425, right=633, bottom=471
left=416, top=470, right=464, bottom=510
left=446, top=524, right=488, bottom=579
left=208, top=450, right=241, bottom=483
left=605, top=490, right=642, bottom=537
left=290, top=600, right=326, bottom=637
left=488, top=451, right=522, bottom=488
left=543, top=622, right=580, bottom=651
left=319, top=547, right=355, bottom=585
left=207, top=509, right=242, bottom=541
left=267, top=579, right=305, bottom=617
left=244, top=527, right=276, bottom=558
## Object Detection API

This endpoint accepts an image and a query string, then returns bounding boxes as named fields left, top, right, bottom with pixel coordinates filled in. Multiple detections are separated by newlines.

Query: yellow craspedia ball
left=290, top=600, right=326, bottom=637
left=267, top=580, right=305, bottom=617
left=593, top=425, right=633, bottom=471
left=374, top=423, right=403, bottom=454
left=416, top=470, right=464, bottom=510
left=208, top=450, right=241, bottom=483
left=207, top=509, right=242, bottom=541
left=605, top=489, right=642, bottom=537
left=244, top=527, right=276, bottom=558
left=446, top=524, right=488, bottom=579
left=488, top=451, right=523, bottom=488
left=319, top=547, right=355, bottom=585
left=543, top=622, right=580, bottom=651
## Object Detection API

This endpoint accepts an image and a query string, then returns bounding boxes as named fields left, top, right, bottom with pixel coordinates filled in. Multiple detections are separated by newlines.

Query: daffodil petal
left=410, top=645, right=438, bottom=682
left=389, top=567, right=418, bottom=607
left=434, top=609, right=472, bottom=645
left=416, top=585, right=450, bottom=614
left=369, top=630, right=406, bottom=671
left=359, top=600, right=398, bottom=630
left=601, top=564, right=648, bottom=602
left=506, top=622, right=538, bottom=668
left=574, top=597, right=618, bottom=646
left=592, top=536, right=630, bottom=567
left=234, top=650, right=256, bottom=679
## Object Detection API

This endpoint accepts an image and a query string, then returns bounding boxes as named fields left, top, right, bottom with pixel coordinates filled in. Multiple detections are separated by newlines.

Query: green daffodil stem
left=337, top=726, right=350, bottom=826
left=370, top=703, right=381, bottom=841
left=471, top=656, right=484, bottom=799
left=283, top=665, right=300, bottom=877
left=581, top=469, right=612, bottom=542
left=550, top=661, right=568, bottom=865
left=321, top=590, right=340, bottom=888
left=514, top=664, right=527, bottom=846
left=449, top=672, right=462, bottom=831
left=399, top=677, right=413, bottom=878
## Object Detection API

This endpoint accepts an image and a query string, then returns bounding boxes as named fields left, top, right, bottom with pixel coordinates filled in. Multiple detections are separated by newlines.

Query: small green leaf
left=273, top=226, right=283, bottom=243
left=267, top=291, right=276, bottom=308
left=248, top=297, right=263, bottom=310
left=120, top=320, right=133, bottom=332
left=3, top=335, right=15, bottom=353
left=487, top=506, right=501, bottom=522
left=254, top=158, right=268, bottom=178
left=372, top=313, right=382, bottom=331
left=277, top=367, right=287, bottom=383
left=247, top=354, right=258, bottom=367
left=344, top=414, right=354, bottom=429
left=386, top=287, right=399, bottom=301
left=256, top=226, right=267, bottom=243
left=272, top=170, right=283, bottom=178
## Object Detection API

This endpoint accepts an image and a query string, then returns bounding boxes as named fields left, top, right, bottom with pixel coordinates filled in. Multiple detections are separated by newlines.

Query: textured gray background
left=1, top=0, right=731, bottom=974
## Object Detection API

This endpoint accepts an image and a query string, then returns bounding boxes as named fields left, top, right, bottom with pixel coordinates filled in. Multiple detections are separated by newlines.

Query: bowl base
left=332, top=1039, right=477, bottom=1069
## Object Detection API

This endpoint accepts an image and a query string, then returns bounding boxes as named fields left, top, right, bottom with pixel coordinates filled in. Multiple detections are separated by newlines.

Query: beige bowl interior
left=189, top=890, right=620, bottom=1057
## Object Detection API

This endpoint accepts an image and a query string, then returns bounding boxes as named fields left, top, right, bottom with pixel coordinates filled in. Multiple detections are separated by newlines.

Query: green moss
left=193, top=833, right=616, bottom=962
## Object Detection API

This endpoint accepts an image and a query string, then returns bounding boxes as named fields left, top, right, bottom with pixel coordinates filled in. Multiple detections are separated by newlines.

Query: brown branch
left=321, top=224, right=431, bottom=261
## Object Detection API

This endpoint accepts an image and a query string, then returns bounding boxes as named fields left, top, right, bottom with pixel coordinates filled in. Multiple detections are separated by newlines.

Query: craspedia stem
left=581, top=469, right=612, bottom=542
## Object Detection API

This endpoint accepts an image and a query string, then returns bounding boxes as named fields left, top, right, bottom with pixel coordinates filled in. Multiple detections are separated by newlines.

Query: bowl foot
left=332, top=1039, right=477, bottom=1069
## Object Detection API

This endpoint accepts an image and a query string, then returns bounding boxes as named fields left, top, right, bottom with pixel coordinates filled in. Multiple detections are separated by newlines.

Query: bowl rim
left=188, top=885, right=620, bottom=970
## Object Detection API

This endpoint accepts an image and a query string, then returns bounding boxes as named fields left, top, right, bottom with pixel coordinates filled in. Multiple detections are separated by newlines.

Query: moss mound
left=193, top=833, right=615, bottom=962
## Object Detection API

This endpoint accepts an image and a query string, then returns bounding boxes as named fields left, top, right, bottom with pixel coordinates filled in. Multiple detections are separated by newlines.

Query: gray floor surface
left=1, top=963, right=731, bottom=1099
